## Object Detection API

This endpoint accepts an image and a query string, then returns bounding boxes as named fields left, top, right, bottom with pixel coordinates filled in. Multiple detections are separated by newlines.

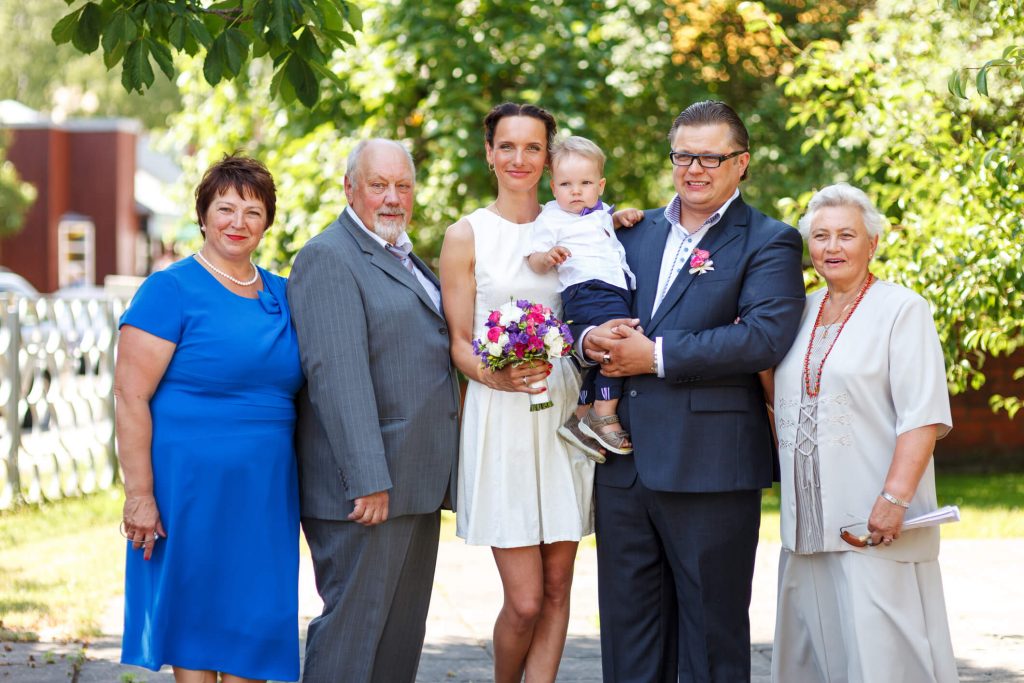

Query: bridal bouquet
left=472, top=299, right=574, bottom=411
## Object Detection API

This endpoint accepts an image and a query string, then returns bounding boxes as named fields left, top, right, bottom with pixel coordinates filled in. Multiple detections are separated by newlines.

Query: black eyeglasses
left=668, top=150, right=747, bottom=168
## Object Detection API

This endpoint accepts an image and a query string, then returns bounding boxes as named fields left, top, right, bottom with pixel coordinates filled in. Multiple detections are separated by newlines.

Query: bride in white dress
left=439, top=102, right=595, bottom=683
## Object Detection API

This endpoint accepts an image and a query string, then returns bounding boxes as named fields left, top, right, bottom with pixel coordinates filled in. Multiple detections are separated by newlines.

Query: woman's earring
left=488, top=163, right=495, bottom=172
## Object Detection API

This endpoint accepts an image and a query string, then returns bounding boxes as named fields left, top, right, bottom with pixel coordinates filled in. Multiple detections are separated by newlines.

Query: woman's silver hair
left=345, top=138, right=415, bottom=185
left=797, top=183, right=888, bottom=240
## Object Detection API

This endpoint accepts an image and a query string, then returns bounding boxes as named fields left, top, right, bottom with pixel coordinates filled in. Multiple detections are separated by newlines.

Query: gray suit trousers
left=301, top=513, right=441, bottom=683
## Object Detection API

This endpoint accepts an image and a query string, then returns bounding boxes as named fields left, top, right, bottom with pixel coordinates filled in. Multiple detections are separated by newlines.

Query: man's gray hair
left=797, top=183, right=888, bottom=240
left=345, top=138, right=416, bottom=185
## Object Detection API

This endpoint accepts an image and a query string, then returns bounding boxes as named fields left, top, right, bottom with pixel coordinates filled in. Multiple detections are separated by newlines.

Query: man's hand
left=349, top=490, right=390, bottom=526
left=581, top=318, right=638, bottom=356
left=584, top=319, right=654, bottom=377
left=612, top=208, right=644, bottom=229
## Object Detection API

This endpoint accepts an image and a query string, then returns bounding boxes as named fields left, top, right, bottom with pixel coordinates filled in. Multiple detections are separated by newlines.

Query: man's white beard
left=373, top=208, right=407, bottom=244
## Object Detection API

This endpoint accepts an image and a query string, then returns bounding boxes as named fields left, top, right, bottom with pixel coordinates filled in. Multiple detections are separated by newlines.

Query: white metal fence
left=0, top=293, right=125, bottom=510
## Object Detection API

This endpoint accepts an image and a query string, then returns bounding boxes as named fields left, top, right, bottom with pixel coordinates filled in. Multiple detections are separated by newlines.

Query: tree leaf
left=222, top=28, right=249, bottom=75
left=318, top=0, right=344, bottom=32
left=122, top=39, right=154, bottom=92
left=188, top=14, right=214, bottom=48
left=72, top=2, right=103, bottom=54
left=147, top=38, right=175, bottom=80
left=977, top=66, right=989, bottom=97
left=345, top=3, right=362, bottom=31
left=296, top=27, right=324, bottom=61
left=271, top=58, right=297, bottom=104
left=51, top=8, right=82, bottom=45
left=269, top=0, right=293, bottom=45
left=168, top=16, right=187, bottom=50
left=102, top=10, right=138, bottom=56
left=203, top=40, right=225, bottom=86
left=285, top=53, right=319, bottom=106
left=253, top=0, right=271, bottom=35
left=308, top=57, right=344, bottom=87
left=103, top=40, right=127, bottom=69
left=252, top=36, right=270, bottom=58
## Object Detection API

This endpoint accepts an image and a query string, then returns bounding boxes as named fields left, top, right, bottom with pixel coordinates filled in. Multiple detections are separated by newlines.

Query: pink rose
left=690, top=248, right=710, bottom=268
left=487, top=326, right=503, bottom=342
left=488, top=310, right=502, bottom=324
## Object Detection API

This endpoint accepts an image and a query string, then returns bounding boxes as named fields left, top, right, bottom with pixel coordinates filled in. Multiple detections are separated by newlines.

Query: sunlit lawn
left=0, top=488, right=124, bottom=641
left=2, top=473, right=1021, bottom=641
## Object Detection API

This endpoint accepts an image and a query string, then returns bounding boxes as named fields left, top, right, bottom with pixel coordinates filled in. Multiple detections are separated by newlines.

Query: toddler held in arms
left=526, top=135, right=643, bottom=462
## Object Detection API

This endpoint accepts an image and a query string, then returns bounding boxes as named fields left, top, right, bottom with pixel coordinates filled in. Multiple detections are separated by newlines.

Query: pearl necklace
left=195, top=249, right=259, bottom=286
left=802, top=273, right=875, bottom=397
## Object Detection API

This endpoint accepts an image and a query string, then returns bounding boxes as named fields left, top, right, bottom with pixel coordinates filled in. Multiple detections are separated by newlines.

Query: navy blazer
left=597, top=196, right=805, bottom=492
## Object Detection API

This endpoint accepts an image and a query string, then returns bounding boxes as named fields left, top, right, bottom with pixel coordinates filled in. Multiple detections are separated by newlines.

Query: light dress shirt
left=528, top=200, right=636, bottom=291
left=346, top=206, right=442, bottom=312
left=650, top=189, right=739, bottom=376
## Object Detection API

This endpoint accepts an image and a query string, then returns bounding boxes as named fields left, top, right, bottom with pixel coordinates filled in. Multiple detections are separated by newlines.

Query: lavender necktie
left=385, top=243, right=417, bottom=275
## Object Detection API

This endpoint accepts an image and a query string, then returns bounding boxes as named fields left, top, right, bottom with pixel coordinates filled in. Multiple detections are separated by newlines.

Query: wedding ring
left=601, top=353, right=611, bottom=364
left=522, top=377, right=528, bottom=385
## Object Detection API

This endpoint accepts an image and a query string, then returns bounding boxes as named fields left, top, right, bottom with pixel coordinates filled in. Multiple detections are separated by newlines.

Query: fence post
left=2, top=295, right=23, bottom=509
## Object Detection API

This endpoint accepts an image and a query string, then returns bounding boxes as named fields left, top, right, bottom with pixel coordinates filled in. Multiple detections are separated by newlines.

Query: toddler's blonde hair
left=550, top=135, right=606, bottom=175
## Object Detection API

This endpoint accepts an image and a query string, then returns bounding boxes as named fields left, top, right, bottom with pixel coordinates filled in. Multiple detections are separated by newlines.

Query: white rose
left=543, top=328, right=563, bottom=357
left=498, top=301, right=521, bottom=326
left=487, top=341, right=503, bottom=356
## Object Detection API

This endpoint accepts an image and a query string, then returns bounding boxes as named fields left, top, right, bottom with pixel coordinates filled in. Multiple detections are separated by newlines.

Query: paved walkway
left=2, top=539, right=1022, bottom=681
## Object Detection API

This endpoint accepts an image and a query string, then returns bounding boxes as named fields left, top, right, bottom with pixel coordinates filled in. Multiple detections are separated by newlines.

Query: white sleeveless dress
left=456, top=208, right=595, bottom=547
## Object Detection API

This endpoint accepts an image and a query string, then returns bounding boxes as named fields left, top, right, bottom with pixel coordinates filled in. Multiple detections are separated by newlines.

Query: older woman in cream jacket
left=770, top=183, right=958, bottom=683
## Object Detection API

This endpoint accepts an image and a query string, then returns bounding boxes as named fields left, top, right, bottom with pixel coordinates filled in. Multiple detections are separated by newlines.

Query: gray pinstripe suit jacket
left=288, top=209, right=460, bottom=521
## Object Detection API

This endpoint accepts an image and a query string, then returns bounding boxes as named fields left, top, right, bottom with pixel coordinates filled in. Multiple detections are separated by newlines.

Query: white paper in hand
left=901, top=505, right=961, bottom=530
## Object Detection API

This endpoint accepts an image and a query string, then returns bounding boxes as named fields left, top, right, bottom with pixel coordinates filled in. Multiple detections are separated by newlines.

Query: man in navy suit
left=582, top=101, right=805, bottom=682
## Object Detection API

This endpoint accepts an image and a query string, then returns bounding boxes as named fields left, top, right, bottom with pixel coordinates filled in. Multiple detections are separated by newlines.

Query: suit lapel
left=636, top=215, right=671, bottom=329
left=340, top=211, right=443, bottom=319
left=647, top=199, right=749, bottom=334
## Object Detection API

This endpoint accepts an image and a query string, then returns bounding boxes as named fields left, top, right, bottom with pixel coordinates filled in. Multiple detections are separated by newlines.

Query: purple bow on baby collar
left=579, top=200, right=615, bottom=217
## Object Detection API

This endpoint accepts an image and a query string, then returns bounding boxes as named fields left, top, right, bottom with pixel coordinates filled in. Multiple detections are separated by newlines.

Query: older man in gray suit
left=287, top=138, right=460, bottom=683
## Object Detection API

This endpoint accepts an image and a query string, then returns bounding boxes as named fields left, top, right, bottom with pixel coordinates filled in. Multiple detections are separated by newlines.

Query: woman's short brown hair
left=195, top=154, right=277, bottom=230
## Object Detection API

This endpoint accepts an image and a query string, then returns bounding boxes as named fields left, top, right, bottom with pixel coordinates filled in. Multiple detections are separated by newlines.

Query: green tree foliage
left=52, top=0, right=362, bottom=108
left=0, top=137, right=36, bottom=237
left=780, top=0, right=1023, bottom=409
left=946, top=0, right=1023, bottom=98
left=1, top=1, right=180, bottom=129
left=161, top=0, right=863, bottom=271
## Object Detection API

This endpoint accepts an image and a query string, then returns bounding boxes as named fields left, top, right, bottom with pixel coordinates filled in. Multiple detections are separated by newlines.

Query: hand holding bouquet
left=472, top=299, right=574, bottom=411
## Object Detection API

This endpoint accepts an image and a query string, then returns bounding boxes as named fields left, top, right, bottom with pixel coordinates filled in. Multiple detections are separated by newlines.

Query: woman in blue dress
left=115, top=155, right=303, bottom=682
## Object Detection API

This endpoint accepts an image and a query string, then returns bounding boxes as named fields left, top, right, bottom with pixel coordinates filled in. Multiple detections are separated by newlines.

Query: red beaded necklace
left=802, top=273, right=875, bottom=397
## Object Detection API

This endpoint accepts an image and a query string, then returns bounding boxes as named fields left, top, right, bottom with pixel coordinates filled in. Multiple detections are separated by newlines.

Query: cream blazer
left=774, top=280, right=952, bottom=562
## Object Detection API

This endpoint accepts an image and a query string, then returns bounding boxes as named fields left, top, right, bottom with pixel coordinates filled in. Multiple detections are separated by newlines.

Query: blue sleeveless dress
left=119, top=257, right=303, bottom=681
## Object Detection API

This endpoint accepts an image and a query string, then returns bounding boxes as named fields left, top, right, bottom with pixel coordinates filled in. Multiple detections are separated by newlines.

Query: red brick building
left=936, top=350, right=1024, bottom=468
left=2, top=111, right=142, bottom=292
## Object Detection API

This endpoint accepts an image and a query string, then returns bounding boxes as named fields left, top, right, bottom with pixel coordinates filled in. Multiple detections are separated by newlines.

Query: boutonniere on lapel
left=688, top=248, right=715, bottom=275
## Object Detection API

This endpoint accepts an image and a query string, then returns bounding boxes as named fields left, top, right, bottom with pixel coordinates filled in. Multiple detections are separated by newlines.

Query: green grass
left=1, top=473, right=1020, bottom=641
left=758, top=473, right=1024, bottom=542
left=0, top=489, right=124, bottom=641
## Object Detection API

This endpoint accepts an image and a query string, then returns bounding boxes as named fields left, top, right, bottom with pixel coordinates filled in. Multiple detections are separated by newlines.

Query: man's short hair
left=345, top=138, right=416, bottom=185
left=668, top=101, right=750, bottom=180
left=550, top=136, right=606, bottom=175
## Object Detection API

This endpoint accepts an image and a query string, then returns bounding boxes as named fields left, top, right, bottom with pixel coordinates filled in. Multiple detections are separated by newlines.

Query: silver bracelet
left=880, top=490, right=911, bottom=508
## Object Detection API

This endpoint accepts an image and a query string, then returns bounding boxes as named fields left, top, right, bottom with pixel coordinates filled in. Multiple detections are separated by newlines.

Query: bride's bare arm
left=440, top=219, right=548, bottom=394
